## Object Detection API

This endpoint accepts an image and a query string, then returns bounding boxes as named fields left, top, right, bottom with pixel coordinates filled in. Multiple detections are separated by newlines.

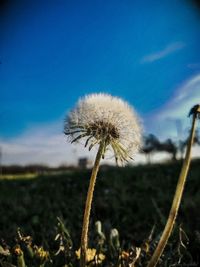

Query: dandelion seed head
left=64, top=93, right=142, bottom=163
left=189, top=104, right=200, bottom=119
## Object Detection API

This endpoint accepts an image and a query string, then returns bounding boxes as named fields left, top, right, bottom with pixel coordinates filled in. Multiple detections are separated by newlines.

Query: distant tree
left=142, top=134, right=160, bottom=163
left=179, top=129, right=200, bottom=159
left=159, top=138, right=177, bottom=161
left=142, top=134, right=178, bottom=163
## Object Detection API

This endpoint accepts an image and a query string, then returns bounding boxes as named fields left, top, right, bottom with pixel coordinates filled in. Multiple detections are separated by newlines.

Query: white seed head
left=64, top=93, right=142, bottom=163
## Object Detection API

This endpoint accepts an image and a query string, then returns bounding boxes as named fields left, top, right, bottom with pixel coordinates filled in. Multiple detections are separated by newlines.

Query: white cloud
left=0, top=121, right=93, bottom=167
left=153, top=74, right=200, bottom=120
left=141, top=42, right=185, bottom=63
left=145, top=73, right=200, bottom=143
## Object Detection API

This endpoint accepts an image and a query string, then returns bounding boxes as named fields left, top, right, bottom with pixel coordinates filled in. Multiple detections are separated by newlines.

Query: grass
left=0, top=173, right=38, bottom=180
left=0, top=160, right=200, bottom=266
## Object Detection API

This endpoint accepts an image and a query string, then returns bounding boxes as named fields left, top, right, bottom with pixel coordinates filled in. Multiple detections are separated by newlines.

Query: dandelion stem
left=17, top=251, right=26, bottom=267
left=80, top=141, right=105, bottom=267
left=147, top=113, right=197, bottom=267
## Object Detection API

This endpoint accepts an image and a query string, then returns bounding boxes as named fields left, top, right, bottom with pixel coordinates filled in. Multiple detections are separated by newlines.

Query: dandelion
left=64, top=93, right=141, bottom=163
left=64, top=93, right=142, bottom=267
left=147, top=104, right=200, bottom=267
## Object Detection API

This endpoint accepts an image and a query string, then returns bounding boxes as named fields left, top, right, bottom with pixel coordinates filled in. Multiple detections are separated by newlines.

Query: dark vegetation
left=1, top=165, right=75, bottom=175
left=0, top=160, right=200, bottom=266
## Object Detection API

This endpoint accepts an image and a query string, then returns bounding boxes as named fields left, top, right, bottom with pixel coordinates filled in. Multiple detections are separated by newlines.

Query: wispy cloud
left=141, top=42, right=185, bottom=63
left=155, top=74, right=200, bottom=120
left=145, top=73, right=200, bottom=140
left=0, top=121, right=78, bottom=166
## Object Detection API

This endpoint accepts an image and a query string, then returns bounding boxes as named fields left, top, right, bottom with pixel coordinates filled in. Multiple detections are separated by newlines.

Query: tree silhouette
left=142, top=134, right=178, bottom=163
left=142, top=134, right=160, bottom=163
left=179, top=129, right=200, bottom=159
left=159, top=138, right=177, bottom=161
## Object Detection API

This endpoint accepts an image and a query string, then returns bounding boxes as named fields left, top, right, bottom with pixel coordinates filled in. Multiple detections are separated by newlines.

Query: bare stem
left=80, top=142, right=104, bottom=267
left=147, top=114, right=197, bottom=267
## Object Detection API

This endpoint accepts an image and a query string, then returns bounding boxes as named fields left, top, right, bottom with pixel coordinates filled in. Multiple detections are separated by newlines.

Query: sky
left=0, top=0, right=200, bottom=166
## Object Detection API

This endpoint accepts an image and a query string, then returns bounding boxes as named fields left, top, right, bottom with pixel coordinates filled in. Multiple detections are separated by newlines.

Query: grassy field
left=0, top=160, right=200, bottom=266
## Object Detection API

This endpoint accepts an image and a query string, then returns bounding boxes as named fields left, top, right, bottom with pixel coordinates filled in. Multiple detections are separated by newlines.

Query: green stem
left=147, top=114, right=197, bottom=267
left=80, top=142, right=104, bottom=267
left=17, top=253, right=26, bottom=267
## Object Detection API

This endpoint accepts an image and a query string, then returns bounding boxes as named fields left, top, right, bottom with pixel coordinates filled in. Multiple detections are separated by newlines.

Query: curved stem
left=80, top=142, right=104, bottom=267
left=147, top=114, right=197, bottom=267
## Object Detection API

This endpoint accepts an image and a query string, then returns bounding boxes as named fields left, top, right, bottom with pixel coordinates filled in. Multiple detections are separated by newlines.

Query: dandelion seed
left=64, top=93, right=142, bottom=164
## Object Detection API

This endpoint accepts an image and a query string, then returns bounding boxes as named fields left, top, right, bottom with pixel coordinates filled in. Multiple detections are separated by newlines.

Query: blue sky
left=0, top=0, right=200, bottom=165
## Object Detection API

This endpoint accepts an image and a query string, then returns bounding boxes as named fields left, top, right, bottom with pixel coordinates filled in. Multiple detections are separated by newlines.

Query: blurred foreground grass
left=0, top=160, right=200, bottom=266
